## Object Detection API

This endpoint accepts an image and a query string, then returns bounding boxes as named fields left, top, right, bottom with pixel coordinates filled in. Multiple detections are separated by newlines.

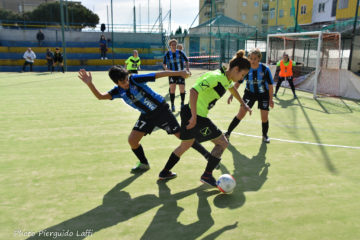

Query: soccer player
left=163, top=39, right=190, bottom=112
left=53, top=47, right=64, bottom=73
left=78, top=66, right=211, bottom=173
left=125, top=50, right=141, bottom=74
left=274, top=52, right=299, bottom=98
left=225, top=48, right=274, bottom=143
left=158, top=50, right=251, bottom=186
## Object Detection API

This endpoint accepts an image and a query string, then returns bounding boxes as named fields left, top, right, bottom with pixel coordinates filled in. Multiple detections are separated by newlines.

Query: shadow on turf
left=140, top=181, right=238, bottom=240
left=213, top=142, right=269, bottom=209
left=27, top=174, right=236, bottom=239
left=296, top=98, right=338, bottom=174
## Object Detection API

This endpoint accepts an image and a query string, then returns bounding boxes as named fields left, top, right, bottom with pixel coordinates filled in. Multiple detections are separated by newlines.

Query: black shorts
left=53, top=57, right=63, bottom=63
left=278, top=76, right=293, bottom=82
left=169, top=76, right=185, bottom=85
left=180, top=104, right=222, bottom=143
left=243, top=89, right=270, bottom=111
left=128, top=70, right=138, bottom=74
left=132, top=104, right=180, bottom=135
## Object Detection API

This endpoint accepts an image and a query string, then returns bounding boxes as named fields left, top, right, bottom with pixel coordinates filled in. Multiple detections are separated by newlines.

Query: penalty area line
left=230, top=131, right=360, bottom=150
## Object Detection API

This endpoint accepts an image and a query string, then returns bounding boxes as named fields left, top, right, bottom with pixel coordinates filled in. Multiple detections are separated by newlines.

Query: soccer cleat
left=293, top=94, right=297, bottom=98
left=171, top=105, right=176, bottom=112
left=200, top=172, right=217, bottom=187
left=131, top=162, right=150, bottom=173
left=262, top=135, right=270, bottom=144
left=273, top=93, right=277, bottom=97
left=158, top=170, right=177, bottom=180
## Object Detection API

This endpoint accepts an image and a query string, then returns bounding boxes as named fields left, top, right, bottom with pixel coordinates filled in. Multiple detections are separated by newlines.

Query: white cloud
left=80, top=0, right=199, bottom=32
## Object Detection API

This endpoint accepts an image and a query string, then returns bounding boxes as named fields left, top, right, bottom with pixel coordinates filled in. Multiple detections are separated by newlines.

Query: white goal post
left=266, top=31, right=341, bottom=98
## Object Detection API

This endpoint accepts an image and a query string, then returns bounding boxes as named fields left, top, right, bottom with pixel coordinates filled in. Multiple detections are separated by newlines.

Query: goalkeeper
left=274, top=52, right=300, bottom=98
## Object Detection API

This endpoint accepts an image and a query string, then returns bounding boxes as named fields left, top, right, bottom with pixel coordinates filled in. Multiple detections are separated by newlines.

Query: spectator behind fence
left=46, top=48, right=54, bottom=72
left=99, top=35, right=108, bottom=60
left=36, top=30, right=45, bottom=47
left=53, top=47, right=65, bottom=73
left=22, top=48, right=36, bottom=72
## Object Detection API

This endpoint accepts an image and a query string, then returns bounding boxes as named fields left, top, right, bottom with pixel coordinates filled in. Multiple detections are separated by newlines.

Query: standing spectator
left=22, top=48, right=36, bottom=72
left=45, top=48, right=54, bottom=72
left=125, top=50, right=141, bottom=74
left=99, top=35, right=108, bottom=60
left=53, top=47, right=65, bottom=73
left=36, top=30, right=45, bottom=47
left=163, top=39, right=190, bottom=112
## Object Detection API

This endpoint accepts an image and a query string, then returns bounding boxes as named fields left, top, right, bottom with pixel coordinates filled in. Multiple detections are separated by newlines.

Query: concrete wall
left=0, top=28, right=163, bottom=44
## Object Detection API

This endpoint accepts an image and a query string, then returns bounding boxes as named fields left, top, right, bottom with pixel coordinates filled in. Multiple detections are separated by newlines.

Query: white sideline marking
left=230, top=131, right=360, bottom=150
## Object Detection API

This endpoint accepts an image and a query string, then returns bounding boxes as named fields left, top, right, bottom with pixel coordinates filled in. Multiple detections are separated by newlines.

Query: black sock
left=227, top=116, right=240, bottom=135
left=275, top=81, right=281, bottom=94
left=180, top=92, right=185, bottom=105
left=170, top=93, right=175, bottom=106
left=289, top=80, right=296, bottom=95
left=52, top=66, right=54, bottom=72
left=62, top=67, right=64, bottom=73
left=163, top=152, right=180, bottom=171
left=205, top=155, right=221, bottom=173
left=192, top=141, right=210, bottom=159
left=131, top=145, right=148, bottom=165
left=262, top=121, right=269, bottom=137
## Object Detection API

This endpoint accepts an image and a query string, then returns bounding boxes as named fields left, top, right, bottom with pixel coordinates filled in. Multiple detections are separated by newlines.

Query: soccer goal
left=266, top=31, right=341, bottom=98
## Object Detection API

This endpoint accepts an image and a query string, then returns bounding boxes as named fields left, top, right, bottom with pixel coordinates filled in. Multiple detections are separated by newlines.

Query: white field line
left=230, top=131, right=360, bottom=150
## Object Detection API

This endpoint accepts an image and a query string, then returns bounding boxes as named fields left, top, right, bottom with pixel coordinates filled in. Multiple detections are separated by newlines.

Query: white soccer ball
left=216, top=174, right=236, bottom=193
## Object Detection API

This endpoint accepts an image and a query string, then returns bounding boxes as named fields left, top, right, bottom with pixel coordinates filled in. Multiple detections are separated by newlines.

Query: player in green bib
left=158, top=50, right=252, bottom=187
left=125, top=50, right=141, bottom=74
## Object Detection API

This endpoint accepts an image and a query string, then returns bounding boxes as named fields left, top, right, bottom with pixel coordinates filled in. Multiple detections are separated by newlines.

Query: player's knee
left=128, top=135, right=139, bottom=148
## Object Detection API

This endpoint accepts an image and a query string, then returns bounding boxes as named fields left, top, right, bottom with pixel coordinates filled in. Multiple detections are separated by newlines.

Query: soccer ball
left=216, top=174, right=236, bottom=193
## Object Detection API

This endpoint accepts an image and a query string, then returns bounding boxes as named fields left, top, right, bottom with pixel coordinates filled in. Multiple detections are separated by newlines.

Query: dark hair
left=229, top=50, right=250, bottom=71
left=108, top=65, right=129, bottom=84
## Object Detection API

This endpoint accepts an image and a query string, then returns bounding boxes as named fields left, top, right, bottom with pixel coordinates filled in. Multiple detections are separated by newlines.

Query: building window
left=270, top=8, right=275, bottom=19
left=279, top=9, right=284, bottom=18
left=318, top=3, right=326, bottom=12
left=254, top=1, right=259, bottom=7
left=290, top=7, right=295, bottom=16
left=253, top=14, right=258, bottom=20
left=262, top=3, right=269, bottom=11
left=301, top=5, right=307, bottom=15
left=338, top=0, right=349, bottom=9
left=242, top=14, right=247, bottom=20
left=242, top=1, right=247, bottom=7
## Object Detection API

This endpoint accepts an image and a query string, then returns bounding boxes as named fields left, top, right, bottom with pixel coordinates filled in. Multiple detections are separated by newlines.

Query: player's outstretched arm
left=227, top=81, right=240, bottom=104
left=155, top=70, right=191, bottom=79
left=228, top=87, right=252, bottom=115
left=78, top=69, right=111, bottom=100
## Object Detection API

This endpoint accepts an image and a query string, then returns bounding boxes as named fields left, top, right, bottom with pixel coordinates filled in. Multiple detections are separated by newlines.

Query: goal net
left=266, top=31, right=341, bottom=98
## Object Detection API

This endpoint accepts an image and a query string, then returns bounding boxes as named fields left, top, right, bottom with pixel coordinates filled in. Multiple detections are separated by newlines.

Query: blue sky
left=80, top=0, right=200, bottom=32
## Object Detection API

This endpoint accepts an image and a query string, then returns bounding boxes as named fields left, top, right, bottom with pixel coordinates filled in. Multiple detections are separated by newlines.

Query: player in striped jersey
left=163, top=39, right=190, bottom=112
left=78, top=66, right=210, bottom=173
left=225, top=48, right=274, bottom=143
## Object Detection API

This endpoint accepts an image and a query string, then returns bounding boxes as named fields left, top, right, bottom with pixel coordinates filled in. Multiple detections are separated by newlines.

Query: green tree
left=29, top=2, right=99, bottom=28
left=175, top=26, right=182, bottom=35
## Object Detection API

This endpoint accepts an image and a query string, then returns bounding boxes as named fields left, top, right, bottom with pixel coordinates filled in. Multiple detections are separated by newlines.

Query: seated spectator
left=22, top=48, right=36, bottom=72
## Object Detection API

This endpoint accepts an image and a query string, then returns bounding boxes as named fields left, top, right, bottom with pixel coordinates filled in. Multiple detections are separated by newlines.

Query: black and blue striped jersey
left=239, top=63, right=274, bottom=94
left=108, top=73, right=165, bottom=115
left=163, top=50, right=188, bottom=71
